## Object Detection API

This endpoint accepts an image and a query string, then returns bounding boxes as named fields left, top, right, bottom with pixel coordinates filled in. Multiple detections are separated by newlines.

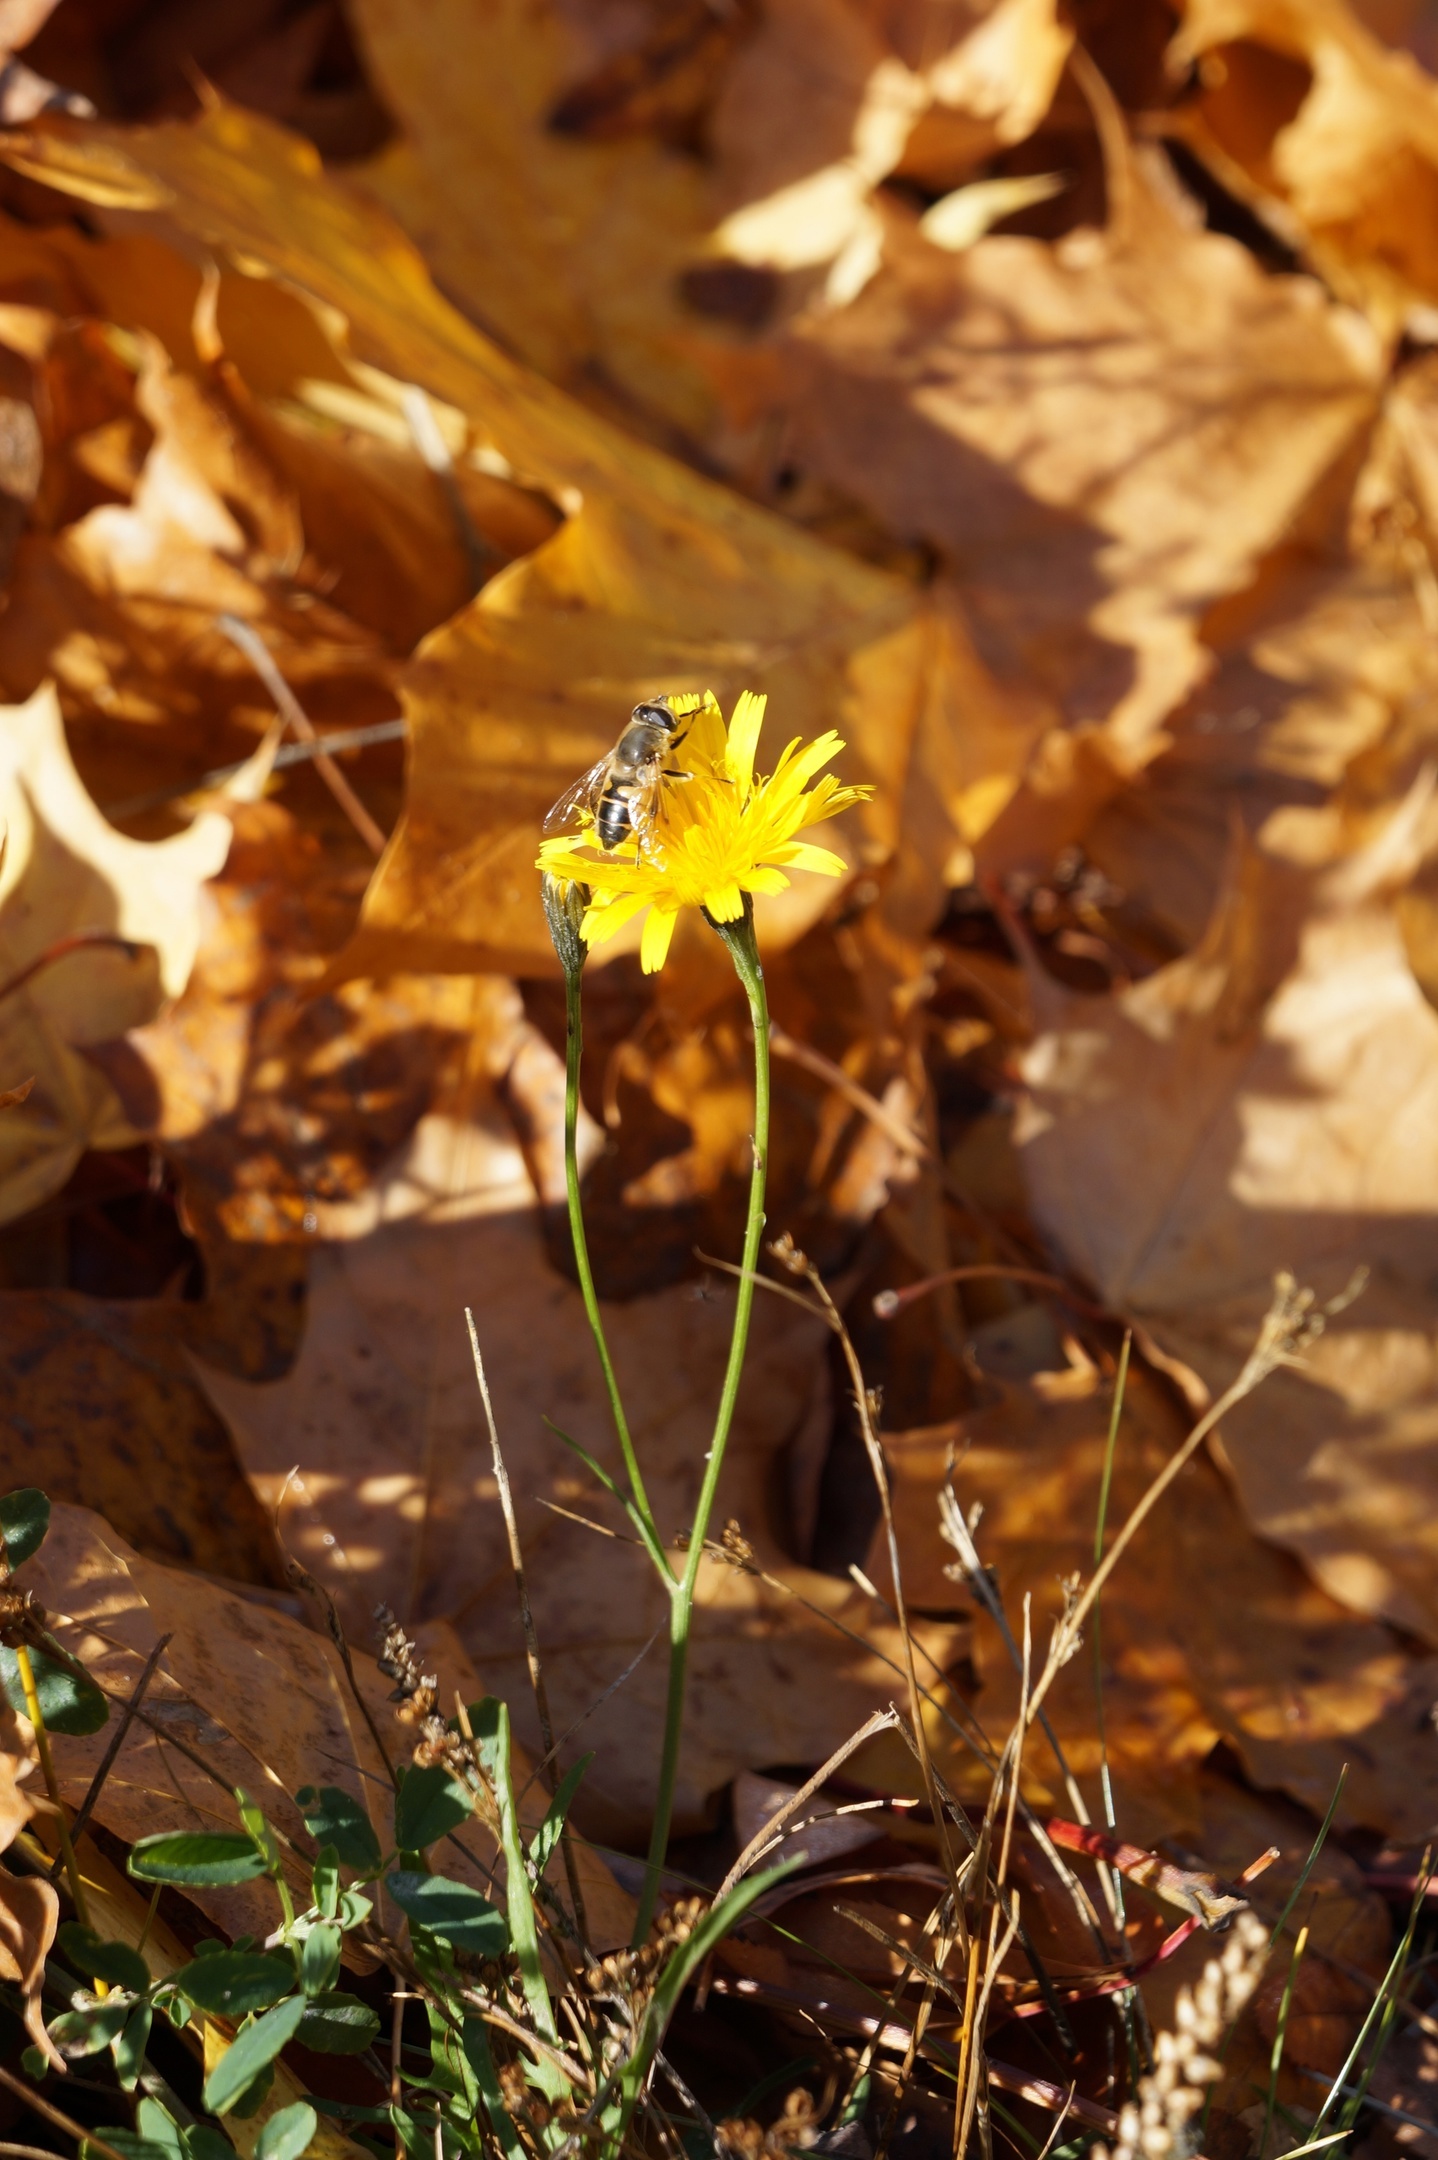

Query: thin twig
left=53, top=1633, right=172, bottom=1872
left=0, top=2066, right=132, bottom=2160
left=464, top=1307, right=587, bottom=1941
left=216, top=613, right=386, bottom=854
left=768, top=1024, right=928, bottom=1160
left=716, top=1709, right=899, bottom=1898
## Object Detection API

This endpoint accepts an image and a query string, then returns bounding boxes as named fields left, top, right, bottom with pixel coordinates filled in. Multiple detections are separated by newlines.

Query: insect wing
left=543, top=757, right=610, bottom=835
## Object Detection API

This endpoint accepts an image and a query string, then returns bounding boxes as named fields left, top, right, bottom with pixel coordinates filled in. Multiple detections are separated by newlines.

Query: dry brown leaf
left=91, top=796, right=529, bottom=1243
left=1136, top=1770, right=1389, bottom=2114
left=708, top=0, right=1072, bottom=312
left=21, top=1499, right=632, bottom=1949
left=870, top=1351, right=1438, bottom=1842
left=1171, top=0, right=1438, bottom=333
left=0, top=1282, right=295, bottom=1578
left=0, top=103, right=992, bottom=964
left=0, top=1866, right=60, bottom=2068
left=347, top=0, right=719, bottom=441
left=1016, top=796, right=1438, bottom=1646
left=191, top=1134, right=960, bottom=1844
left=0, top=680, right=232, bottom=1224
left=729, top=151, right=1381, bottom=869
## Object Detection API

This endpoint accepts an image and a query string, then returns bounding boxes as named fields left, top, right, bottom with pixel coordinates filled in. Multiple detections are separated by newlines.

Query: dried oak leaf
left=1016, top=793, right=1438, bottom=1645
left=22, top=1500, right=632, bottom=1949
left=0, top=680, right=231, bottom=1225
left=192, top=1141, right=960, bottom=1845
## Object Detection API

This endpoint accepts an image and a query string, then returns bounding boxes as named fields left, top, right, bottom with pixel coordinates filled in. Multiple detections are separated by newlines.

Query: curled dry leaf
left=22, top=1500, right=632, bottom=1949
left=1171, top=0, right=1438, bottom=334
left=0, top=1866, right=61, bottom=2068
left=1016, top=802, right=1438, bottom=1644
left=0, top=681, right=231, bottom=1225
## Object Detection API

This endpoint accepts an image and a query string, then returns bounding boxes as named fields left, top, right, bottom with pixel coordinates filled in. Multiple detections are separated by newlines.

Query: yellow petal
left=744, top=866, right=791, bottom=895
left=581, top=888, right=649, bottom=946
left=774, top=840, right=849, bottom=876
left=766, top=730, right=845, bottom=805
left=703, top=880, right=746, bottom=922
left=640, top=905, right=678, bottom=972
left=680, top=691, right=728, bottom=776
left=725, top=690, right=768, bottom=797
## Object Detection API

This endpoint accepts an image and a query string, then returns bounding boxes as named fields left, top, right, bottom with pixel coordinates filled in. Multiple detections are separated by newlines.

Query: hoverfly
left=543, top=693, right=703, bottom=852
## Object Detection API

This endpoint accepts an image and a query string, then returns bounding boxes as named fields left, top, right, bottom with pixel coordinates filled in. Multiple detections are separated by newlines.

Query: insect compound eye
left=631, top=700, right=676, bottom=731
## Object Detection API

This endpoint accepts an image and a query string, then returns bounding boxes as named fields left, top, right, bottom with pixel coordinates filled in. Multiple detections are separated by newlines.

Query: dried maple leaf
left=1016, top=793, right=1438, bottom=1644
left=347, top=0, right=719, bottom=439
left=0, top=100, right=983, bottom=966
left=735, top=148, right=1381, bottom=870
left=193, top=1175, right=960, bottom=1843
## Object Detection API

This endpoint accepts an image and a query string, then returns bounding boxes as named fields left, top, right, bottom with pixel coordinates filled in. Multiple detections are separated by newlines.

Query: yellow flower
left=536, top=690, right=870, bottom=973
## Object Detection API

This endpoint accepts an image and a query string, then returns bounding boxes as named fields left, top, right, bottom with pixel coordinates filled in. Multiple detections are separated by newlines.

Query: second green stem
left=632, top=909, right=771, bottom=1946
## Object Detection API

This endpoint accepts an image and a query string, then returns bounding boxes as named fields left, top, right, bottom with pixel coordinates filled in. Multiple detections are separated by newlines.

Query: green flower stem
left=563, top=968, right=657, bottom=1537
left=632, top=903, right=771, bottom=1947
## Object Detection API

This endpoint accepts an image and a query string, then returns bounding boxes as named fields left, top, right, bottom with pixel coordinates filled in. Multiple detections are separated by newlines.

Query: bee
left=543, top=694, right=701, bottom=852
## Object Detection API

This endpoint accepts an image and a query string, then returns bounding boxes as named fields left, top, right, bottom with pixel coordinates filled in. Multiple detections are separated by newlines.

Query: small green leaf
left=337, top=1888, right=373, bottom=1930
left=236, top=1789, right=282, bottom=1875
left=82, top=2134, right=172, bottom=2160
left=185, top=2128, right=237, bottom=2160
left=48, top=2001, right=130, bottom=2056
left=174, top=1950, right=295, bottom=2017
left=129, top=1831, right=268, bottom=1887
left=203, top=1995, right=307, bottom=2115
left=228, top=2062, right=275, bottom=2120
left=135, top=2100, right=186, bottom=2160
left=393, top=1765, right=472, bottom=1852
left=57, top=1924, right=151, bottom=1993
left=0, top=1644, right=108, bottom=1735
left=296, top=1991, right=382, bottom=2054
left=113, top=1999, right=153, bottom=2092
left=527, top=1755, right=592, bottom=1880
left=0, top=1488, right=49, bottom=1569
left=386, top=1873, right=507, bottom=1956
left=296, top=1785, right=382, bottom=1874
left=255, top=2101, right=317, bottom=2160
left=19, top=2045, right=49, bottom=2079
left=134, top=2090, right=184, bottom=2160
left=300, top=1924, right=341, bottom=1997
left=312, top=1846, right=340, bottom=1921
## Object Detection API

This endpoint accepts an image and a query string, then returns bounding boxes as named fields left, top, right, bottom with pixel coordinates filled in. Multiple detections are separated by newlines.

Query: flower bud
left=541, top=871, right=590, bottom=983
